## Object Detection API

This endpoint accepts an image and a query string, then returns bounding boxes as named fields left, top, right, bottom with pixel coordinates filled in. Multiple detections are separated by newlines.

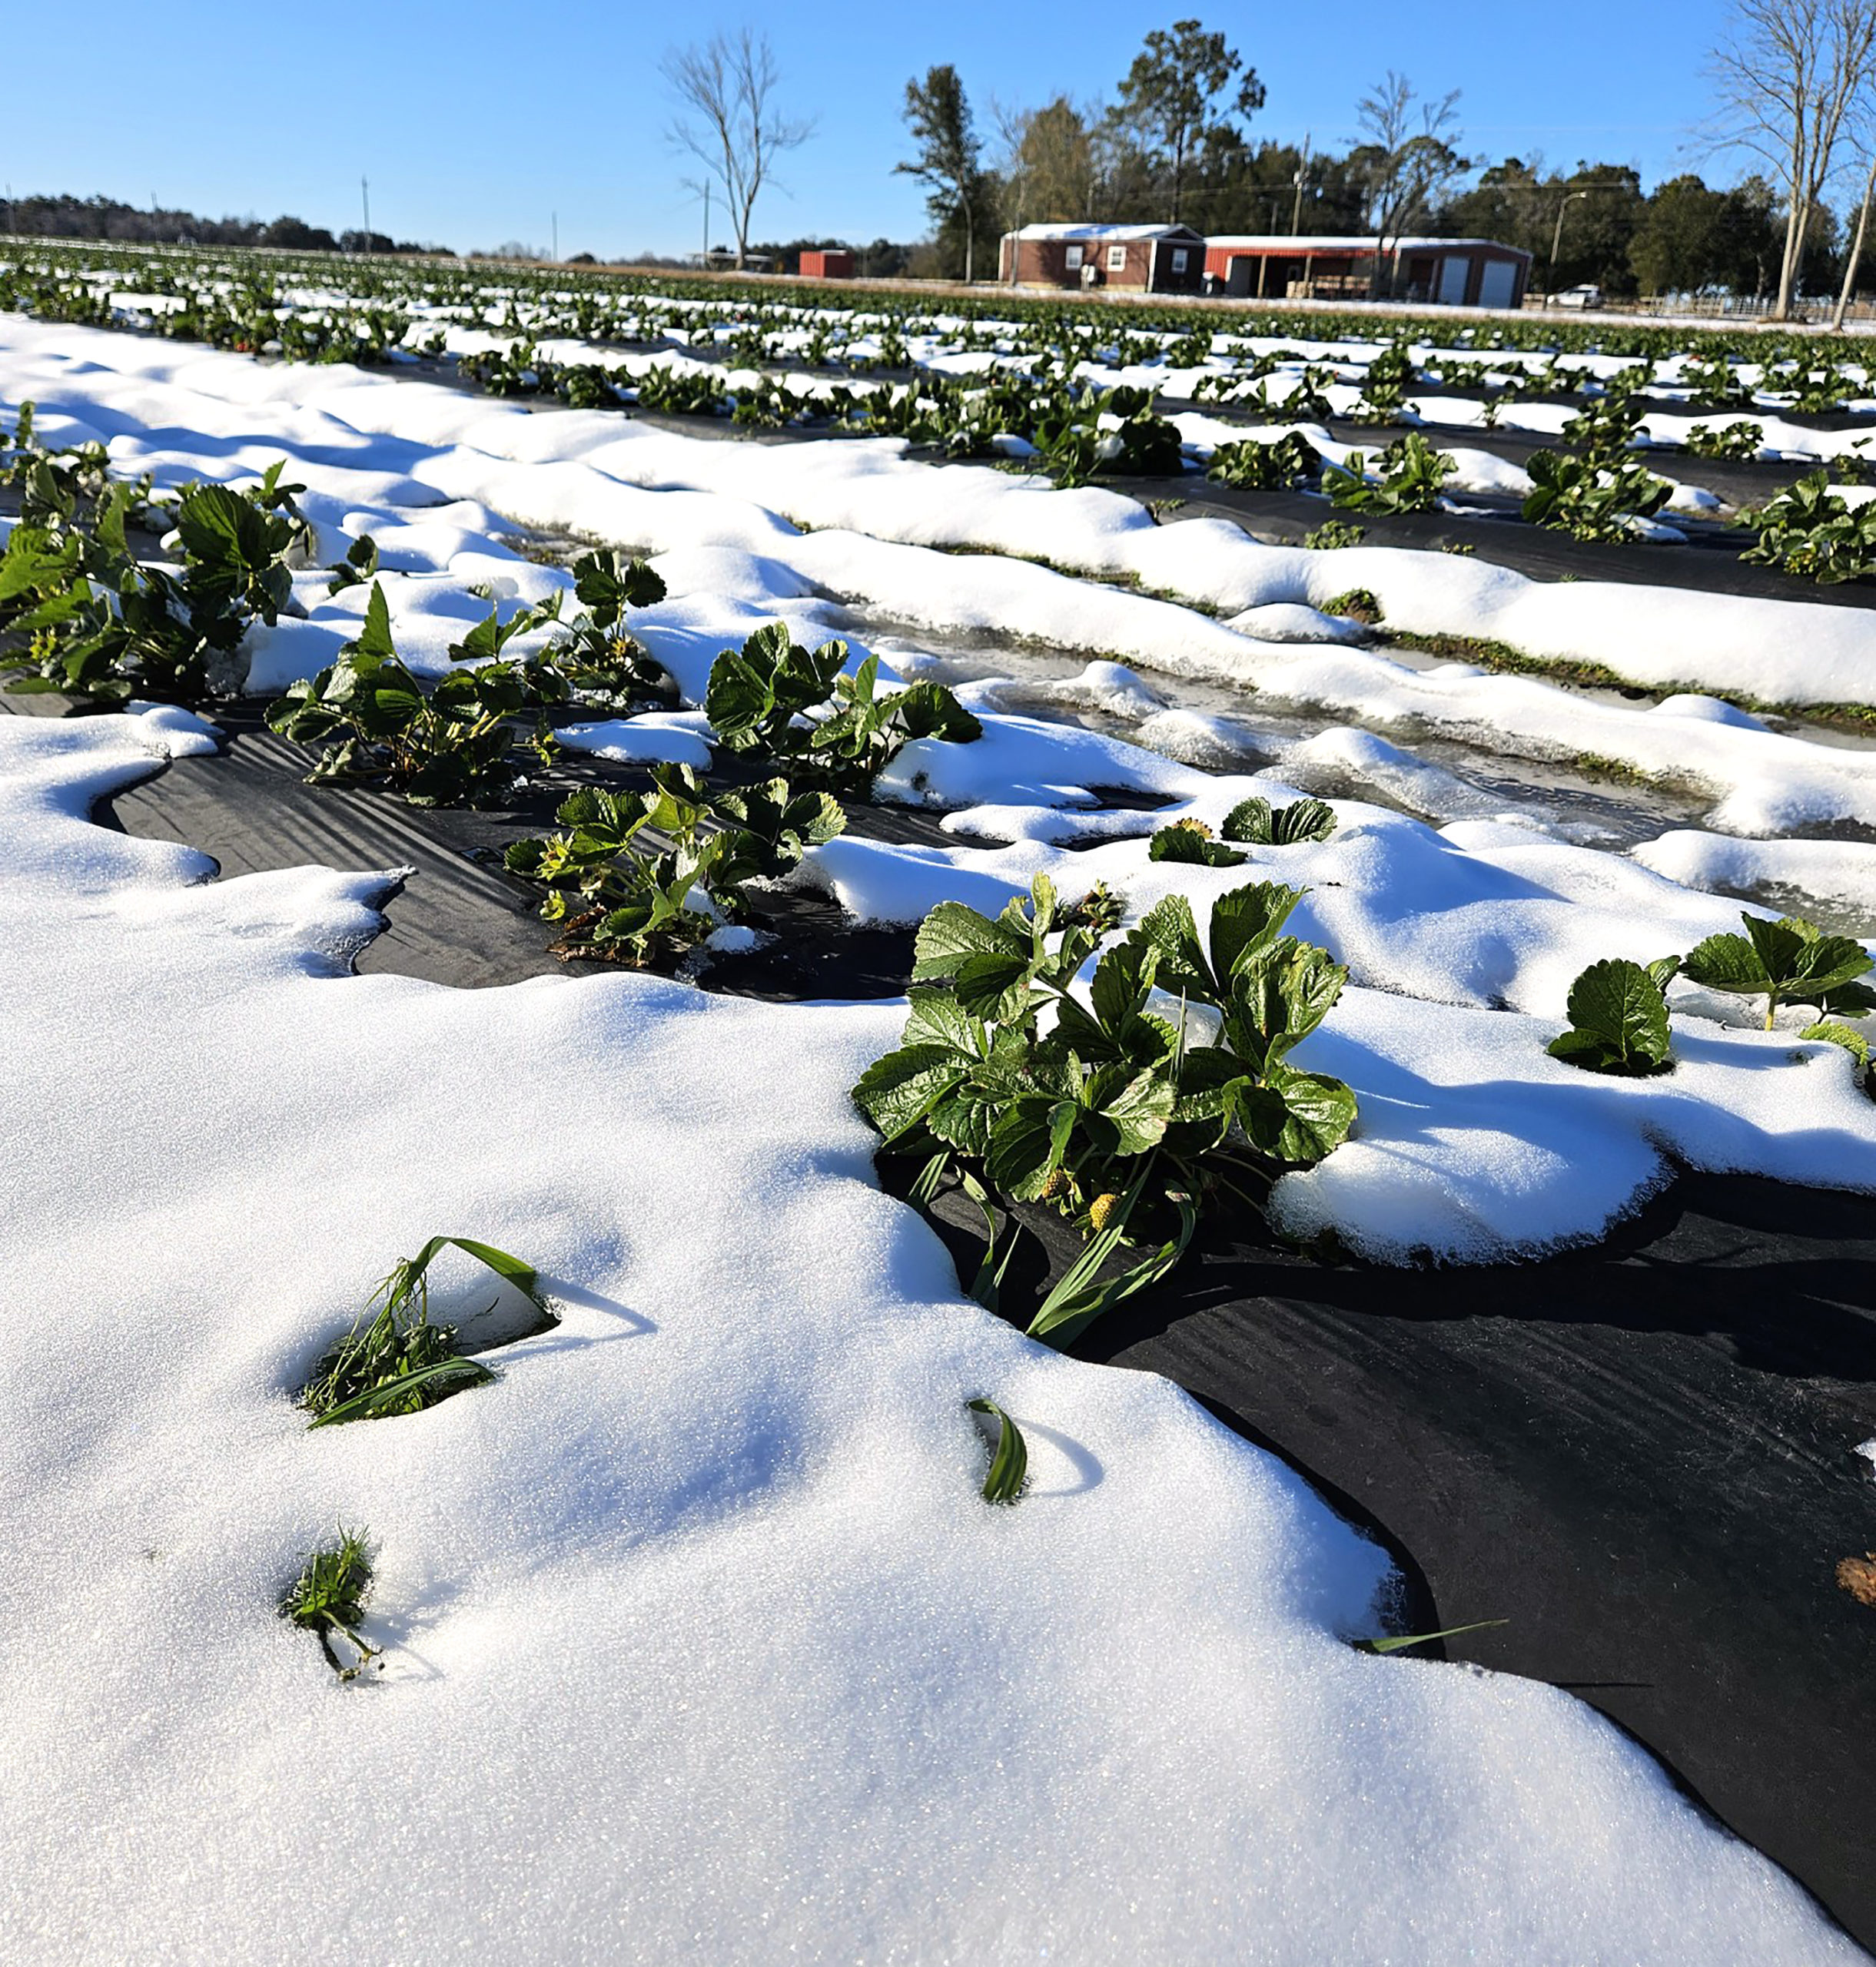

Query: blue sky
left=9, top=2, right=1725, bottom=256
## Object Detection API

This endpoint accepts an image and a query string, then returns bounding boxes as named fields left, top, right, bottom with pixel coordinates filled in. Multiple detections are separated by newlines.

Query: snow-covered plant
left=300, top=1237, right=544, bottom=1428
left=1680, top=911, right=1874, bottom=1030
left=1323, top=433, right=1454, bottom=515
left=1740, top=473, right=1876, bottom=584
left=505, top=765, right=845, bottom=967
left=266, top=582, right=559, bottom=805
left=1147, top=796, right=1336, bottom=868
left=853, top=874, right=1356, bottom=1347
left=279, top=1528, right=382, bottom=1680
left=1206, top=430, right=1323, bottom=489
left=704, top=625, right=980, bottom=788
left=1546, top=957, right=1677, bottom=1076
left=1221, top=794, right=1338, bottom=845
left=1684, top=420, right=1763, bottom=461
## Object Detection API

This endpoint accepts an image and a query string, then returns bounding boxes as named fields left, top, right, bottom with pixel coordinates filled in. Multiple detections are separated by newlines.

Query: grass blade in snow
left=967, top=1398, right=1028, bottom=1504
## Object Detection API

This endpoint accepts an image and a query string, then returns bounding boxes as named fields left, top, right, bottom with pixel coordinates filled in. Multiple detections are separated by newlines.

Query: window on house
left=1107, top=244, right=1127, bottom=270
left=1170, top=247, right=1190, bottom=274
left=1064, top=244, right=1084, bottom=270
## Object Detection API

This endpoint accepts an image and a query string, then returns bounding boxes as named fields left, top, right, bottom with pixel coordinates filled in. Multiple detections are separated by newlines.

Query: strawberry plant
left=505, top=765, right=844, bottom=967
left=1207, top=430, right=1323, bottom=490
left=853, top=874, right=1357, bottom=1347
left=1740, top=473, right=1876, bottom=583
left=1323, top=433, right=1455, bottom=515
left=1680, top=911, right=1874, bottom=1028
left=1684, top=420, right=1763, bottom=461
left=265, top=582, right=558, bottom=804
left=1147, top=796, right=1336, bottom=867
left=704, top=625, right=980, bottom=788
left=1546, top=957, right=1676, bottom=1076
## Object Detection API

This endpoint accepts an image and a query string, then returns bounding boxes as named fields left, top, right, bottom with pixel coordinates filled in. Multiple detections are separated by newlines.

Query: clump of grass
left=300, top=1236, right=544, bottom=1428
left=1322, top=588, right=1383, bottom=624
left=280, top=1527, right=382, bottom=1679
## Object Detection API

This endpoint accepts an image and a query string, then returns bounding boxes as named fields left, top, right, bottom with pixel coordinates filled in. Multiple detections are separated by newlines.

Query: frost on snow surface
left=0, top=708, right=1863, bottom=1966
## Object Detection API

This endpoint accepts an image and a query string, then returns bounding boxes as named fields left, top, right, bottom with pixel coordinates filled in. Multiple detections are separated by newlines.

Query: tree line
left=885, top=12, right=1876, bottom=307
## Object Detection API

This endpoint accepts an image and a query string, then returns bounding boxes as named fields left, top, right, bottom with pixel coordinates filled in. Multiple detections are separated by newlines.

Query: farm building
left=798, top=248, right=855, bottom=280
left=1203, top=235, right=1532, bottom=307
left=998, top=223, right=1207, bottom=294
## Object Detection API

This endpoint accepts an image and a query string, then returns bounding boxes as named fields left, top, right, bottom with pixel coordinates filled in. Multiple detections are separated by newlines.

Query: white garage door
left=1437, top=257, right=1469, bottom=305
left=1478, top=259, right=1519, bottom=309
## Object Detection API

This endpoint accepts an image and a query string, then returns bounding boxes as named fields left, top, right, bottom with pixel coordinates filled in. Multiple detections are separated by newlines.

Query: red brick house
left=998, top=224, right=1207, bottom=294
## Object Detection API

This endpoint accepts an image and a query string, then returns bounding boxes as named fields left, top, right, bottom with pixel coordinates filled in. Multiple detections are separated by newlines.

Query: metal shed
left=1202, top=235, right=1532, bottom=308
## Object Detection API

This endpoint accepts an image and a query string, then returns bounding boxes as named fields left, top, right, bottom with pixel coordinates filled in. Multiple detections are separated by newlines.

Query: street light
left=1548, top=189, right=1590, bottom=297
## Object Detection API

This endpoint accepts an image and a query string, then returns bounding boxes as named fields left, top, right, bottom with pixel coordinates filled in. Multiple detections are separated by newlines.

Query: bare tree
left=662, top=29, right=815, bottom=270
left=1834, top=148, right=1876, bottom=324
left=1708, top=0, right=1876, bottom=318
left=1355, top=73, right=1468, bottom=298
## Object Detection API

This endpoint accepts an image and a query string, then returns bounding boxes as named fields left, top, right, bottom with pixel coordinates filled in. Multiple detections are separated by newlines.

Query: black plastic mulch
left=14, top=695, right=1875, bottom=1950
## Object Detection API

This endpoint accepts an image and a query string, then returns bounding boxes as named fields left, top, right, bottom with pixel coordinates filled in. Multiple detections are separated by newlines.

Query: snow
left=5, top=297, right=1876, bottom=1957
left=1, top=704, right=1862, bottom=1967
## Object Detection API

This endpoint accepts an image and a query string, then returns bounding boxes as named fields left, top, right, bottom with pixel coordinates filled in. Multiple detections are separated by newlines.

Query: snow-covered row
left=1, top=686, right=1864, bottom=1967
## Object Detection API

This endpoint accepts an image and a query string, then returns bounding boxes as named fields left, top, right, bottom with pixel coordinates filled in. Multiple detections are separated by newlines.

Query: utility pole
left=551, top=211, right=558, bottom=262
left=1547, top=188, right=1589, bottom=297
left=360, top=175, right=371, bottom=251
left=1290, top=134, right=1311, bottom=235
left=702, top=181, right=710, bottom=268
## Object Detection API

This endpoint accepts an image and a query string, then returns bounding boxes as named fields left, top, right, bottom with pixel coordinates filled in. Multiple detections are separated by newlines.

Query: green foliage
left=1352, top=1617, right=1508, bottom=1655
left=852, top=873, right=1356, bottom=1347
left=505, top=765, right=845, bottom=967
left=1206, top=430, right=1323, bottom=490
left=1303, top=519, right=1366, bottom=551
left=0, top=441, right=306, bottom=703
left=1683, top=420, right=1763, bottom=461
left=703, top=624, right=979, bottom=788
left=1029, top=384, right=1184, bottom=487
left=1681, top=911, right=1874, bottom=1030
left=1741, top=473, right=1876, bottom=584
left=1321, top=588, right=1383, bottom=623
left=1522, top=390, right=1672, bottom=543
left=1546, top=957, right=1675, bottom=1076
left=1222, top=794, right=1338, bottom=844
left=279, top=1527, right=382, bottom=1680
left=1522, top=446, right=1672, bottom=542
left=1323, top=433, right=1456, bottom=514
left=966, top=1398, right=1028, bottom=1504
left=300, top=1236, right=545, bottom=1428
left=326, top=532, right=379, bottom=594
left=1150, top=797, right=1335, bottom=863
left=266, top=583, right=558, bottom=805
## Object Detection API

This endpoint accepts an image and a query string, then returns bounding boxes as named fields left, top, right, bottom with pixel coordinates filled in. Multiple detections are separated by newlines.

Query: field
left=2, top=239, right=1874, bottom=1962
